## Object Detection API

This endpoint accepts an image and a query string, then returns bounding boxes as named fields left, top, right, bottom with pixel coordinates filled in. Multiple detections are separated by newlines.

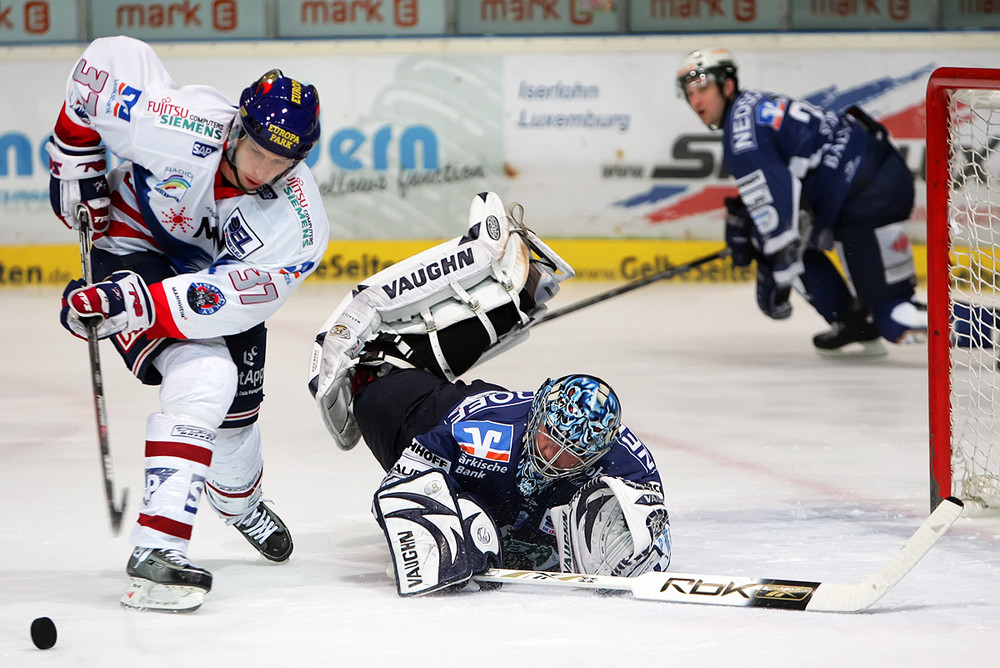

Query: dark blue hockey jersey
left=379, top=387, right=663, bottom=558
left=723, top=89, right=871, bottom=257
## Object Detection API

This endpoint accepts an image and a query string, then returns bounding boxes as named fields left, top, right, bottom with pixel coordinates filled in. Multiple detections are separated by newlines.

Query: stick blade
left=805, top=497, right=964, bottom=612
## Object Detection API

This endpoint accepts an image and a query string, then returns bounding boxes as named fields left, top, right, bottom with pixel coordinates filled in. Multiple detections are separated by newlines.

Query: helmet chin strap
left=220, top=147, right=261, bottom=195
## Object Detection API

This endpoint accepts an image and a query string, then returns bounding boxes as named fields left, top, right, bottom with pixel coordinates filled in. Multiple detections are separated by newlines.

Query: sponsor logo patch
left=108, top=80, right=142, bottom=122
left=224, top=208, right=264, bottom=259
left=454, top=420, right=513, bottom=462
left=191, top=141, right=218, bottom=158
left=155, top=170, right=194, bottom=202
left=187, top=282, right=226, bottom=315
left=756, top=99, right=786, bottom=130
left=485, top=214, right=502, bottom=240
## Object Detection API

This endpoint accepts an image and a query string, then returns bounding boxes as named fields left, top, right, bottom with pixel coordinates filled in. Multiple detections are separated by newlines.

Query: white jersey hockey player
left=48, top=36, right=329, bottom=612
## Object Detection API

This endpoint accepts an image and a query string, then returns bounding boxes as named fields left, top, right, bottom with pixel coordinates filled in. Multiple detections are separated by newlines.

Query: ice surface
left=2, top=281, right=997, bottom=666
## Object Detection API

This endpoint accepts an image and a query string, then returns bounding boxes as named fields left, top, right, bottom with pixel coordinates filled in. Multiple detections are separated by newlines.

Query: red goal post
left=926, top=67, right=1000, bottom=515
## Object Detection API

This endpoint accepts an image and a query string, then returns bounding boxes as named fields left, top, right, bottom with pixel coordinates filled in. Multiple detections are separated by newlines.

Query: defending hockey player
left=309, top=192, right=671, bottom=595
left=49, top=36, right=329, bottom=612
left=677, top=47, right=926, bottom=356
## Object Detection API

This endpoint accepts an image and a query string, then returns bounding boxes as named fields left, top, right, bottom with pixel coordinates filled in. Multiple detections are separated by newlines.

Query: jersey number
left=71, top=59, right=109, bottom=119
left=231, top=269, right=278, bottom=305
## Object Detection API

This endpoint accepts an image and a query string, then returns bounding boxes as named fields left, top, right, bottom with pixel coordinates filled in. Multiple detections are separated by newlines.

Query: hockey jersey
left=723, top=89, right=871, bottom=257
left=381, top=388, right=663, bottom=551
left=55, top=36, right=329, bottom=341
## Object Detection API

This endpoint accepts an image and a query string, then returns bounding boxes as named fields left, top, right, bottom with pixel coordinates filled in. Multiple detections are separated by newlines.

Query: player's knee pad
left=155, top=339, right=238, bottom=427
left=204, top=424, right=264, bottom=521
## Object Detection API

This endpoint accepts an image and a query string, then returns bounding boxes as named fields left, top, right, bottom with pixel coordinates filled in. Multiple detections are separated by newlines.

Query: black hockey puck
left=30, top=616, right=57, bottom=650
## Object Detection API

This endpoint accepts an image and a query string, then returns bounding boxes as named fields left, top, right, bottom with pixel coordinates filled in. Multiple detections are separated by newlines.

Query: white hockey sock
left=129, top=412, right=215, bottom=552
left=204, top=424, right=264, bottom=522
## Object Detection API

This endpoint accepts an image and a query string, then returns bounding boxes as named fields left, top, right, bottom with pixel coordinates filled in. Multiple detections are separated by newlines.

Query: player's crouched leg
left=206, top=424, right=293, bottom=562
left=872, top=298, right=928, bottom=344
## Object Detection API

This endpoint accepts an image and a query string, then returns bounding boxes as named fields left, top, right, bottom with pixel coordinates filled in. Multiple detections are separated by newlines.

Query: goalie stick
left=76, top=204, right=128, bottom=535
left=530, top=248, right=730, bottom=328
left=473, top=497, right=963, bottom=613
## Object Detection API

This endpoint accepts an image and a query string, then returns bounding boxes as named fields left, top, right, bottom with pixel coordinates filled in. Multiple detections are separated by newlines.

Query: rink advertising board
left=0, top=35, right=988, bottom=283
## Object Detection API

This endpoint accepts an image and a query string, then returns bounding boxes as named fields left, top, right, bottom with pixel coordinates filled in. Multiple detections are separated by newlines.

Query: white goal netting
left=942, top=86, right=1000, bottom=512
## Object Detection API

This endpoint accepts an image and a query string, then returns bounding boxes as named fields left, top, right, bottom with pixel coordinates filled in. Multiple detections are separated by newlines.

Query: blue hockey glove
left=755, top=259, right=792, bottom=320
left=723, top=196, right=756, bottom=267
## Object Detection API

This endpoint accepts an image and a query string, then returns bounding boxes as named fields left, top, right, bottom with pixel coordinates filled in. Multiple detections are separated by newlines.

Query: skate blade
left=120, top=577, right=207, bottom=613
left=814, top=339, right=888, bottom=359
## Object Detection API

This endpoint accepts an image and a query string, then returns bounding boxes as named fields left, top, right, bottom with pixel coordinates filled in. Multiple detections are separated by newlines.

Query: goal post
left=926, top=67, right=1000, bottom=514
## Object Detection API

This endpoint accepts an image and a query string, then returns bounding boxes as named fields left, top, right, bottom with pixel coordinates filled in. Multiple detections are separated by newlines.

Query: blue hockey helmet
left=234, top=69, right=320, bottom=162
left=676, top=47, right=738, bottom=97
left=517, top=374, right=622, bottom=495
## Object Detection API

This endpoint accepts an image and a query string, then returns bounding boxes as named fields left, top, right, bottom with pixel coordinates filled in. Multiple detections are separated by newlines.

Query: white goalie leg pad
left=374, top=470, right=472, bottom=596
left=204, top=424, right=264, bottom=521
left=553, top=476, right=671, bottom=577
left=457, top=493, right=503, bottom=574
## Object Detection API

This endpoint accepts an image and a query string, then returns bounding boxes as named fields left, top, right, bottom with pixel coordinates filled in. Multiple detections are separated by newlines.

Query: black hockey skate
left=813, top=306, right=887, bottom=358
left=234, top=502, right=293, bottom=562
left=121, top=547, right=213, bottom=613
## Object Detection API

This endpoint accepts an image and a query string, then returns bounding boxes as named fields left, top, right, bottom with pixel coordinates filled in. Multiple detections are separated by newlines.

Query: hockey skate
left=813, top=306, right=887, bottom=358
left=234, top=502, right=293, bottom=562
left=120, top=547, right=213, bottom=613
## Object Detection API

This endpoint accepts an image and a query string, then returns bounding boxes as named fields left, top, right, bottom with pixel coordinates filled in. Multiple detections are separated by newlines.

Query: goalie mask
left=676, top=47, right=738, bottom=98
left=517, top=375, right=622, bottom=496
left=224, top=69, right=321, bottom=192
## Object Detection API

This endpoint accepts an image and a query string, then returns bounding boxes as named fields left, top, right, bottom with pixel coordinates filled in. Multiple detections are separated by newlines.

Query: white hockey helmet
left=676, top=47, right=738, bottom=97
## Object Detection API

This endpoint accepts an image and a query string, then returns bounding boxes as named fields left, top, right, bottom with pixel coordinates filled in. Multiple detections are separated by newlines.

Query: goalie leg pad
left=457, top=494, right=503, bottom=573
left=374, top=470, right=472, bottom=596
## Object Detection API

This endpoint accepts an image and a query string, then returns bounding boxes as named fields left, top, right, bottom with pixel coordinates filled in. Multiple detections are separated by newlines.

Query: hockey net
left=926, top=67, right=1000, bottom=514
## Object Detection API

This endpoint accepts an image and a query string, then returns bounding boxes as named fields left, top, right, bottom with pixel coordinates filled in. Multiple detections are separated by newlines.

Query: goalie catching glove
left=60, top=270, right=155, bottom=341
left=374, top=469, right=502, bottom=596
left=551, top=475, right=671, bottom=577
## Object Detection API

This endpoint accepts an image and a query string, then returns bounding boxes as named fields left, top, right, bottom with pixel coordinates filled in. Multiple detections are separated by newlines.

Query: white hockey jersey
left=56, top=36, right=329, bottom=341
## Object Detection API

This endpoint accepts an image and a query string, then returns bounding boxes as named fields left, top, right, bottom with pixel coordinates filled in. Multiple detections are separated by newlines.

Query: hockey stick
left=531, top=248, right=730, bottom=327
left=76, top=204, right=128, bottom=535
left=474, top=497, right=963, bottom=613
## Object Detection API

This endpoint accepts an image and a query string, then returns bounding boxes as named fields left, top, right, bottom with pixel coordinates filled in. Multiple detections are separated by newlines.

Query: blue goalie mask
left=517, top=374, right=622, bottom=496
left=226, top=68, right=320, bottom=179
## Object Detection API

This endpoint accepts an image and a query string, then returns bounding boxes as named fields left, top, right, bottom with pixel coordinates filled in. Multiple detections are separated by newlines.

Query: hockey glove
left=723, top=196, right=757, bottom=268
left=552, top=476, right=671, bottom=577
left=46, top=136, right=111, bottom=232
left=60, top=271, right=154, bottom=341
left=755, top=259, right=792, bottom=320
